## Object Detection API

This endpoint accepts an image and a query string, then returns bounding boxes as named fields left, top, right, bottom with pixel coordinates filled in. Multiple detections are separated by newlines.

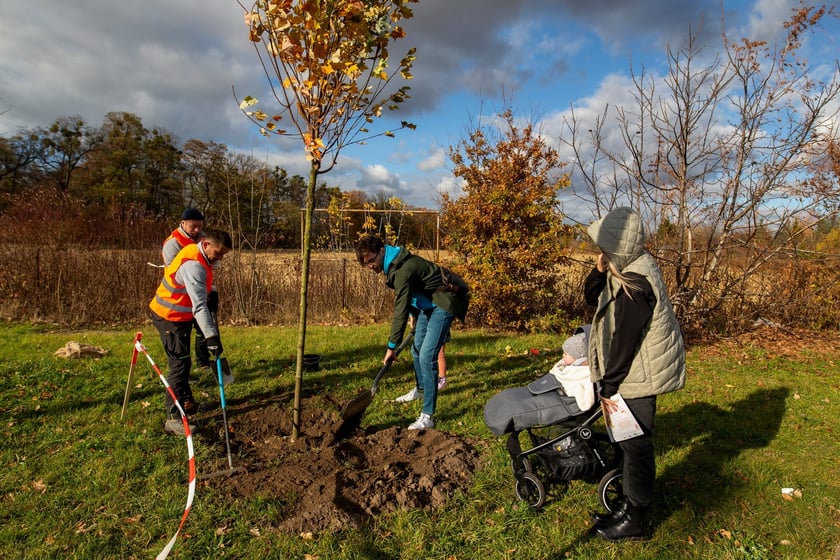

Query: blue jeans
left=411, top=307, right=454, bottom=416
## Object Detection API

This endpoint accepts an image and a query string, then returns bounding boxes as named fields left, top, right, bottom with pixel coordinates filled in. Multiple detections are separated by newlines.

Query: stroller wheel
left=515, top=472, right=546, bottom=509
left=597, top=467, right=625, bottom=512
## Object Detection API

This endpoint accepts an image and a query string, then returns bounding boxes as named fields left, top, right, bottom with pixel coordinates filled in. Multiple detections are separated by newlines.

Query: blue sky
left=1, top=0, right=838, bottom=216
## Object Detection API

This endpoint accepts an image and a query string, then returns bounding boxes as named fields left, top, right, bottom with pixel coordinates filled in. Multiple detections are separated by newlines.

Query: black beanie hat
left=180, top=207, right=204, bottom=221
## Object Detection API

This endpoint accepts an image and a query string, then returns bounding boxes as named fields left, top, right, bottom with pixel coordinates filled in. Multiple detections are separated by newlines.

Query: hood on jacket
left=587, top=207, right=646, bottom=272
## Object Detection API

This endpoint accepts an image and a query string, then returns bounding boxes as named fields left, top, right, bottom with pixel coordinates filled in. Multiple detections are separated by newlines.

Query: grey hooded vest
left=587, top=208, right=686, bottom=399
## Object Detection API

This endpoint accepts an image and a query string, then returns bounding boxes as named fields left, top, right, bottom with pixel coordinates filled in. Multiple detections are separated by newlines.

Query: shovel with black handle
left=333, top=332, right=414, bottom=441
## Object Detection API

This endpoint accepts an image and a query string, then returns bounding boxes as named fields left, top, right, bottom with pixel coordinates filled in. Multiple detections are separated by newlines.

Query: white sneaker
left=408, top=413, right=434, bottom=430
left=437, top=376, right=447, bottom=390
left=164, top=418, right=197, bottom=435
left=395, top=387, right=422, bottom=403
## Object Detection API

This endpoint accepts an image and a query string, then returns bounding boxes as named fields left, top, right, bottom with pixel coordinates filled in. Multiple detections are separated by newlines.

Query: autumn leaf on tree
left=236, top=0, right=420, bottom=439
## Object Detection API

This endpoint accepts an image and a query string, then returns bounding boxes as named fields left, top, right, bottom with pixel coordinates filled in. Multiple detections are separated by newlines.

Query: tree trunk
left=292, top=161, right=320, bottom=440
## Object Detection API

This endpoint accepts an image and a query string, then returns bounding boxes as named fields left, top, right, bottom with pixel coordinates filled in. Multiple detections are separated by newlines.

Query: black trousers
left=151, top=313, right=194, bottom=417
left=193, top=319, right=210, bottom=366
left=620, top=395, right=657, bottom=507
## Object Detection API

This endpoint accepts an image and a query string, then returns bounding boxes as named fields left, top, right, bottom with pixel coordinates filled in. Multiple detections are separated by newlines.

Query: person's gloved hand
left=205, top=336, right=223, bottom=357
left=207, top=291, right=219, bottom=313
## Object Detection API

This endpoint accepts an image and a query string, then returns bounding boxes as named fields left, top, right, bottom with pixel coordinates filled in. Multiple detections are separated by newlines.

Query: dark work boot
left=591, top=499, right=628, bottom=527
left=594, top=504, right=648, bottom=541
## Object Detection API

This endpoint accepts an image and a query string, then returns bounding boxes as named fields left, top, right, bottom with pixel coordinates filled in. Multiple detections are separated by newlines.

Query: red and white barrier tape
left=133, top=339, right=197, bottom=560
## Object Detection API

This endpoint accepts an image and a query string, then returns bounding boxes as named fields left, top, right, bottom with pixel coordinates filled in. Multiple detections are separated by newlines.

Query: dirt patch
left=194, top=395, right=482, bottom=533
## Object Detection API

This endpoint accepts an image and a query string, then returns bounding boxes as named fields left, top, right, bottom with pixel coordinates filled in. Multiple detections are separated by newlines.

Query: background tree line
left=0, top=110, right=438, bottom=251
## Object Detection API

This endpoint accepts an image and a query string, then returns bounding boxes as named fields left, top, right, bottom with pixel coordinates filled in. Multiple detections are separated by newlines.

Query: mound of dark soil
left=194, top=395, right=483, bottom=533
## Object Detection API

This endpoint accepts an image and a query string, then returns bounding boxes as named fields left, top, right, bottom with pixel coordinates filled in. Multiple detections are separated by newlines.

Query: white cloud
left=1, top=0, right=836, bottom=212
left=747, top=0, right=797, bottom=42
left=434, top=174, right=465, bottom=200
left=417, top=148, right=446, bottom=172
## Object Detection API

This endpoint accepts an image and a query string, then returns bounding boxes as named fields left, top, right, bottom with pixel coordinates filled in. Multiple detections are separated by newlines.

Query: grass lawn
left=1, top=322, right=838, bottom=559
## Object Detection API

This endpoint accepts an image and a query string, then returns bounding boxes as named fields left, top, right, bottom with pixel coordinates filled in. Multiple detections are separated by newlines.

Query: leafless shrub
left=0, top=244, right=160, bottom=325
left=0, top=245, right=836, bottom=335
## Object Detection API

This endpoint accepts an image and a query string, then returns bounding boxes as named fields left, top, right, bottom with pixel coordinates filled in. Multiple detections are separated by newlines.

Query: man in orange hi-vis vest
left=162, top=207, right=214, bottom=372
left=150, top=229, right=232, bottom=435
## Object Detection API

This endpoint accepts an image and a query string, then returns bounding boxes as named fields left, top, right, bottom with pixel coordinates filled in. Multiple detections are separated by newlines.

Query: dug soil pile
left=195, top=394, right=482, bottom=533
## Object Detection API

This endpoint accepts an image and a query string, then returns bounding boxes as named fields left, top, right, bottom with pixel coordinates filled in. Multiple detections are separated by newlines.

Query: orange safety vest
left=149, top=244, right=214, bottom=322
left=163, top=228, right=195, bottom=251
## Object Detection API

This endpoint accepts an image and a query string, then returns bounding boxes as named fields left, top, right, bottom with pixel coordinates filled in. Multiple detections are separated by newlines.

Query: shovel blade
left=340, top=389, right=374, bottom=421
left=219, top=356, right=234, bottom=385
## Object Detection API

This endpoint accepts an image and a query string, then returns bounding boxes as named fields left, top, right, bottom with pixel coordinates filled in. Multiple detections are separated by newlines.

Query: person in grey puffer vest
left=584, top=207, right=686, bottom=542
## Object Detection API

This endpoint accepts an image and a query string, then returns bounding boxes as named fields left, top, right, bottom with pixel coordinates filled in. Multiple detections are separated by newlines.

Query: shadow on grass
left=653, top=387, right=789, bottom=525
left=557, top=387, right=789, bottom=555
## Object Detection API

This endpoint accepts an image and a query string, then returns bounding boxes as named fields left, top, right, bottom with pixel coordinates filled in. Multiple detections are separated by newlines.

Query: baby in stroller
left=483, top=326, right=624, bottom=510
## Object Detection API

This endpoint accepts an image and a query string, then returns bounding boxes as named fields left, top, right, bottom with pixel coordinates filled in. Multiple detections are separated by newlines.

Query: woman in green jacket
left=355, top=234, right=468, bottom=430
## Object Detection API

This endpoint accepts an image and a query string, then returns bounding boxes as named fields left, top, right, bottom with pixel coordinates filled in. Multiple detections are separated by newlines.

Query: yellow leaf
left=239, top=96, right=258, bottom=109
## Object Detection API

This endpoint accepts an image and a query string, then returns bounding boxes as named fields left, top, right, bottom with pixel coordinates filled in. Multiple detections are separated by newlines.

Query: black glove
left=207, top=291, right=219, bottom=313
left=205, top=336, right=223, bottom=357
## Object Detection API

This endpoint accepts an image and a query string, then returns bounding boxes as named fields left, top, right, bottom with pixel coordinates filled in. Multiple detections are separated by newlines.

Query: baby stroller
left=485, top=379, right=625, bottom=511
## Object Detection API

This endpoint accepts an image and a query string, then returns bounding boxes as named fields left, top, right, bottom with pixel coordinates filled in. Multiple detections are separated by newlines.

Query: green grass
left=1, top=322, right=838, bottom=559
